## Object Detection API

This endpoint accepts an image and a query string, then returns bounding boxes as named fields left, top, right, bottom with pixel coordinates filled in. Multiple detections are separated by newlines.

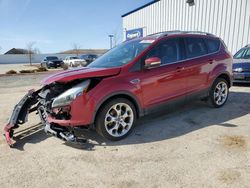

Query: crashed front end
left=3, top=79, right=95, bottom=147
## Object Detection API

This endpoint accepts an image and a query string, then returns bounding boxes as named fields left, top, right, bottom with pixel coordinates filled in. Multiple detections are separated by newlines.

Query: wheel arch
left=91, top=91, right=143, bottom=126
left=215, top=72, right=232, bottom=88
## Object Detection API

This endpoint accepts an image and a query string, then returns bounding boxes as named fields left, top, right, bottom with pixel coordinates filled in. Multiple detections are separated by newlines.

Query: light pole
left=108, top=35, right=114, bottom=49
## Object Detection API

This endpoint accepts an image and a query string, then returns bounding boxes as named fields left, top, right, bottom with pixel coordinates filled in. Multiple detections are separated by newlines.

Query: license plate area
left=234, top=74, right=245, bottom=80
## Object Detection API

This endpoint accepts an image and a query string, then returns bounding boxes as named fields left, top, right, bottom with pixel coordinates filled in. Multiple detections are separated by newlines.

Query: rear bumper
left=233, top=72, right=250, bottom=83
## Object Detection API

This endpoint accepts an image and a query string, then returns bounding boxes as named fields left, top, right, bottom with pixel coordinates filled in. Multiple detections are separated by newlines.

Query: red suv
left=4, top=31, right=232, bottom=146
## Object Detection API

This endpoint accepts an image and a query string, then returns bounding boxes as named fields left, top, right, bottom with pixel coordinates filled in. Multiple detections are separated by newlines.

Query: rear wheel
left=208, top=78, right=229, bottom=108
left=96, top=98, right=136, bottom=141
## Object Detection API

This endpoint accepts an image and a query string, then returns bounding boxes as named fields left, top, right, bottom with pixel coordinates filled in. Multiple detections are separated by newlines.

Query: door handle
left=209, top=59, right=214, bottom=64
left=176, top=67, right=184, bottom=72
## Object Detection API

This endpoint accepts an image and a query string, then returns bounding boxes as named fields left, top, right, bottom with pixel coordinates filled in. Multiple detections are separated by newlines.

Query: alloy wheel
left=213, top=81, right=228, bottom=106
left=104, top=103, right=134, bottom=137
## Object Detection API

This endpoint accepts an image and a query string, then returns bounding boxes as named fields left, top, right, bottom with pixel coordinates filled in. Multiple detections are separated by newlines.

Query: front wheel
left=96, top=98, right=136, bottom=141
left=208, top=78, right=229, bottom=108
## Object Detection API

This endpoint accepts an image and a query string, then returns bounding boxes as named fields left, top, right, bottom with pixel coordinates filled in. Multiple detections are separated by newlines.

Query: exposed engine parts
left=3, top=82, right=87, bottom=147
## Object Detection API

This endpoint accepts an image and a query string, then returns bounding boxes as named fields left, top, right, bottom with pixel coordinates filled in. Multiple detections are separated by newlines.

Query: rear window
left=205, top=38, right=220, bottom=53
left=185, top=37, right=207, bottom=58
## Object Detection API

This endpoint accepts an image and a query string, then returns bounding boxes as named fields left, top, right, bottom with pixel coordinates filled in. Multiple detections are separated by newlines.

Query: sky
left=0, top=0, right=151, bottom=54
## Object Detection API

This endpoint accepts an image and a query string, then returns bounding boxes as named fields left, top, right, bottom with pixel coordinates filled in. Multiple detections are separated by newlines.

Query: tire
left=96, top=98, right=137, bottom=141
left=208, top=78, right=229, bottom=108
left=45, top=63, right=50, bottom=69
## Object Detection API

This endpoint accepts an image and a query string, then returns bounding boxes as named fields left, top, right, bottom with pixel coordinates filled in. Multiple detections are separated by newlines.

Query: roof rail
left=147, top=30, right=181, bottom=37
left=244, top=44, right=250, bottom=48
left=147, top=30, right=215, bottom=38
left=181, top=31, right=215, bottom=36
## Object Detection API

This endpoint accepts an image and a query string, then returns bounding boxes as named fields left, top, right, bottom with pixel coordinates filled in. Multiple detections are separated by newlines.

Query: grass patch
left=19, top=69, right=35, bottom=73
left=36, top=67, right=48, bottom=72
left=6, top=70, right=17, bottom=74
left=62, top=64, right=69, bottom=70
left=220, top=135, right=246, bottom=149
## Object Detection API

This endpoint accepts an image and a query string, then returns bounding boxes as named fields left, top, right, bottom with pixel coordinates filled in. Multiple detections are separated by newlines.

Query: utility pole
left=108, top=35, right=114, bottom=49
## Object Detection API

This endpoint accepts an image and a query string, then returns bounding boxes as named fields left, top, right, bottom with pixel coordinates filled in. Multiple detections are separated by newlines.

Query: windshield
left=80, top=55, right=87, bottom=59
left=47, top=56, right=58, bottom=60
left=88, top=39, right=153, bottom=68
left=234, top=48, right=250, bottom=59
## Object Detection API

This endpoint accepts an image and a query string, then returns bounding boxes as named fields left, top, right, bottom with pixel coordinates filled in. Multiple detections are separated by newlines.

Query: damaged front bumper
left=3, top=88, right=88, bottom=147
left=4, top=90, right=38, bottom=146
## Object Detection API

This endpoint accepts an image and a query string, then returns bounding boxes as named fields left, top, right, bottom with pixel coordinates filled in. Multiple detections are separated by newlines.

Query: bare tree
left=109, top=29, right=122, bottom=48
left=72, top=43, right=81, bottom=56
left=33, top=47, right=41, bottom=54
left=26, top=42, right=37, bottom=65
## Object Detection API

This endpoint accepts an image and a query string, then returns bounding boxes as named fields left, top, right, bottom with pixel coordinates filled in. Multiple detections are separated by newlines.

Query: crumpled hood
left=41, top=67, right=121, bottom=85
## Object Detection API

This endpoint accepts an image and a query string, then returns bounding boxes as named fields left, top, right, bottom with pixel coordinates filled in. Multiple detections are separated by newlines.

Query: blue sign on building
left=126, top=28, right=143, bottom=40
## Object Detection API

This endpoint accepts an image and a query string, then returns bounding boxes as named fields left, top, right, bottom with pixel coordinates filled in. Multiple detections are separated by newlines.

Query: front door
left=138, top=38, right=187, bottom=109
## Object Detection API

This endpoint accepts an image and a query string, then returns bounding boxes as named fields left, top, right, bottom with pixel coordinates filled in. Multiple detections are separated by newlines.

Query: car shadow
left=233, top=82, right=250, bottom=87
left=74, top=91, right=250, bottom=149
left=10, top=91, right=250, bottom=151
left=11, top=123, right=48, bottom=151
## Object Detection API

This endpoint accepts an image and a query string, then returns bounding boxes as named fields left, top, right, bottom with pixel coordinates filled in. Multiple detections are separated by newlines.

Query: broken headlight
left=52, top=80, right=90, bottom=108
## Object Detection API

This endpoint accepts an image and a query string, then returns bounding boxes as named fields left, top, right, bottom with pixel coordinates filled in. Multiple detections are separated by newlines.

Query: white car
left=63, top=56, right=87, bottom=67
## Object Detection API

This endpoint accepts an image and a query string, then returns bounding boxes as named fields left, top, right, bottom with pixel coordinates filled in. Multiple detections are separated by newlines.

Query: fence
left=0, top=54, right=76, bottom=64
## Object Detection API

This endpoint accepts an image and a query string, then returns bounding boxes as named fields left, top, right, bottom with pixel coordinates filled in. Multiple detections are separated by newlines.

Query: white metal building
left=122, top=0, right=250, bottom=54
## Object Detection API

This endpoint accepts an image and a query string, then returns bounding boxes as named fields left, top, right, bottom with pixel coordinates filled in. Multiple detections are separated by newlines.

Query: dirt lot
left=0, top=74, right=249, bottom=188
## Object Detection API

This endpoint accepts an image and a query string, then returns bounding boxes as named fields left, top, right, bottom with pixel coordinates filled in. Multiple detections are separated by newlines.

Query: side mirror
left=145, top=57, right=161, bottom=68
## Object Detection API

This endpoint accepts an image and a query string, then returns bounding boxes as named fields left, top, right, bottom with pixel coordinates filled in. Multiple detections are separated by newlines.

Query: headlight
left=234, top=68, right=243, bottom=72
left=52, top=80, right=90, bottom=108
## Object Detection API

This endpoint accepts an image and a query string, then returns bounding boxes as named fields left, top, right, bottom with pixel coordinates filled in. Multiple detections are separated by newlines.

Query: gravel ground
left=0, top=74, right=249, bottom=188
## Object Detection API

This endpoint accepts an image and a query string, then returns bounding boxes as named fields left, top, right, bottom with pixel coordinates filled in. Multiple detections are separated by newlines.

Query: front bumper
left=49, top=63, right=63, bottom=68
left=3, top=89, right=95, bottom=147
left=233, top=72, right=250, bottom=83
left=48, top=94, right=96, bottom=127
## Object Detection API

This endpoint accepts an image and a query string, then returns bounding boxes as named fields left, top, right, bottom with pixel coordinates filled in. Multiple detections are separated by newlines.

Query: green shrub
left=62, top=64, right=69, bottom=70
left=6, top=70, right=17, bottom=74
left=19, top=69, right=35, bottom=73
left=36, top=67, right=48, bottom=72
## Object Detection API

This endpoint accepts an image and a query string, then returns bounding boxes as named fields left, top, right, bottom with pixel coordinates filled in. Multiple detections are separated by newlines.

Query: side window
left=146, top=38, right=181, bottom=65
left=185, top=37, right=207, bottom=58
left=205, top=38, right=220, bottom=53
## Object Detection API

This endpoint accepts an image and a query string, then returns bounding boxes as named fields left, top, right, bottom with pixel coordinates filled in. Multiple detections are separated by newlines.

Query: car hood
left=41, top=67, right=121, bottom=85
left=233, top=59, right=250, bottom=69
left=71, top=59, right=85, bottom=61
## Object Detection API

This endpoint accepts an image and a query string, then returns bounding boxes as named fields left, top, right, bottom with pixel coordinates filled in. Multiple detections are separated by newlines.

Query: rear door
left=182, top=36, right=211, bottom=94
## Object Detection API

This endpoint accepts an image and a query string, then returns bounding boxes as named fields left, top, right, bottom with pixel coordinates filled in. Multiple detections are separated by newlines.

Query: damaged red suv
left=4, top=31, right=232, bottom=146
